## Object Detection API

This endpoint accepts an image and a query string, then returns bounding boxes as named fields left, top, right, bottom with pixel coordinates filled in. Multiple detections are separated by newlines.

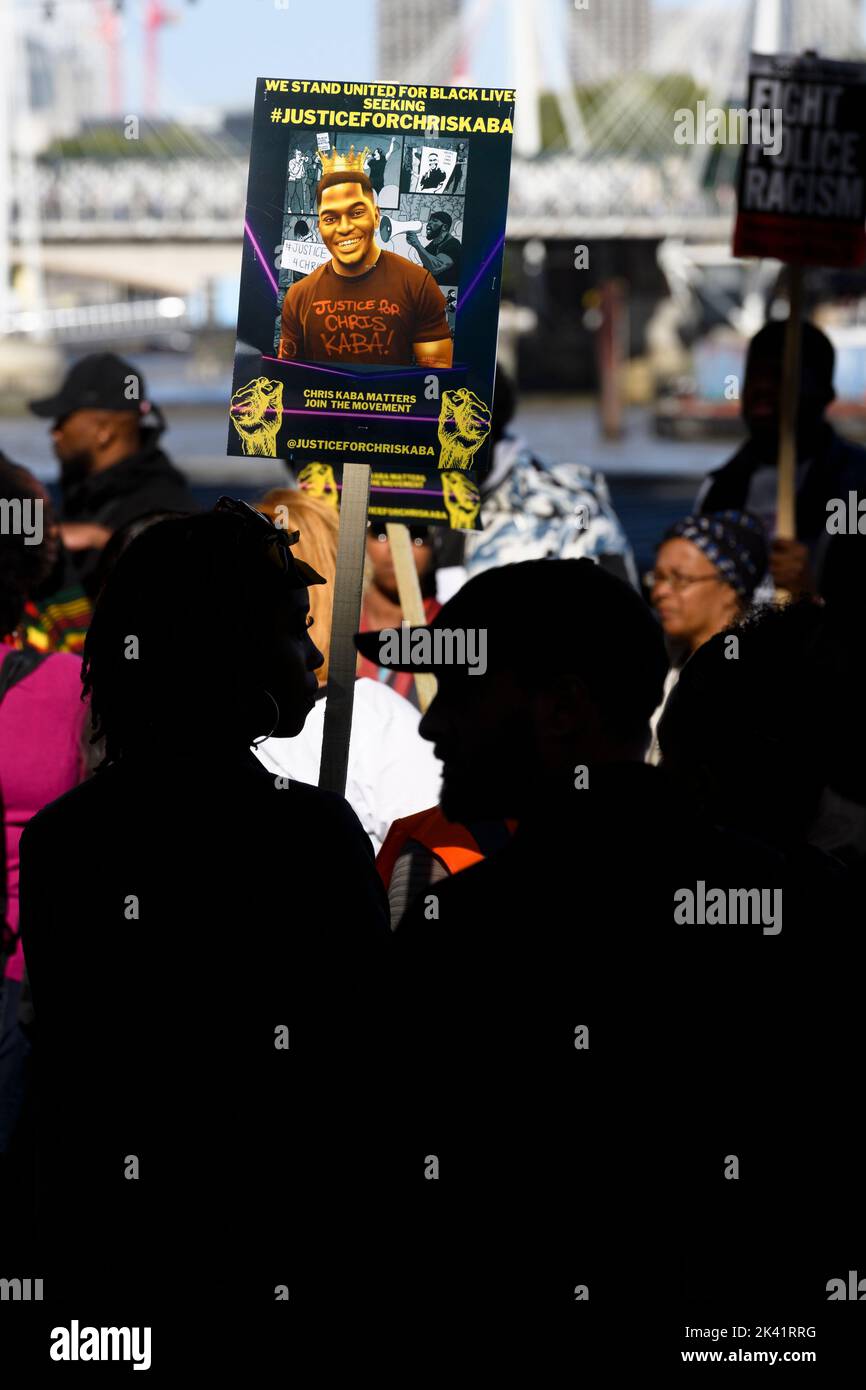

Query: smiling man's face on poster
left=317, top=179, right=380, bottom=273
left=229, top=78, right=515, bottom=527
left=277, top=150, right=454, bottom=368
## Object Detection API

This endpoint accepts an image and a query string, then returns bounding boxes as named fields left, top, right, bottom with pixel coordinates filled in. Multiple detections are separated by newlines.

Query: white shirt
left=254, top=677, right=443, bottom=854
left=647, top=666, right=681, bottom=766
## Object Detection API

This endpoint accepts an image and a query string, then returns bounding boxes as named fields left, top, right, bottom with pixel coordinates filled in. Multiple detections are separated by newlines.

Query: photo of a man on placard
left=420, top=152, right=447, bottom=189
left=405, top=211, right=462, bottom=286
left=277, top=146, right=453, bottom=367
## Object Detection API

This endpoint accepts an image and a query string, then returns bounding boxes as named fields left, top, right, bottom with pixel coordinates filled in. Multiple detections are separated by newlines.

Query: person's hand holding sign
left=230, top=377, right=284, bottom=457
left=770, top=537, right=816, bottom=597
left=437, top=388, right=492, bottom=471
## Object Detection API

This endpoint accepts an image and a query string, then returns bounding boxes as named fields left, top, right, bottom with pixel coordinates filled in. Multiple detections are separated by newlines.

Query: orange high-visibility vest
left=376, top=806, right=516, bottom=888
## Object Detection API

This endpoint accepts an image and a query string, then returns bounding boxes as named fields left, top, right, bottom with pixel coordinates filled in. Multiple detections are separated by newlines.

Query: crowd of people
left=1, top=324, right=864, bottom=1351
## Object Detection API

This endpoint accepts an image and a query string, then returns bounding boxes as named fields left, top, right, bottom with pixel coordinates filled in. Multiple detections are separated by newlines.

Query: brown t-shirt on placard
left=278, top=248, right=450, bottom=365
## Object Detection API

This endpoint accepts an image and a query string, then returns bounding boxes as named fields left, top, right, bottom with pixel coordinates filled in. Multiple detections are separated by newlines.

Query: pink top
left=0, top=641, right=88, bottom=981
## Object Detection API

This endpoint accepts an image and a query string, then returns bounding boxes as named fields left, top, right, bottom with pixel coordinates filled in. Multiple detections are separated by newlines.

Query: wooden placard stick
left=386, top=522, right=438, bottom=713
left=774, top=266, right=804, bottom=601
left=318, top=463, right=371, bottom=796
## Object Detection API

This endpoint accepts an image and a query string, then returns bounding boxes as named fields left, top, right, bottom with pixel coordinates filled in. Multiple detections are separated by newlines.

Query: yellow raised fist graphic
left=441, top=471, right=481, bottom=530
left=436, top=387, right=491, bottom=472
left=230, top=377, right=284, bottom=457
left=297, top=462, right=339, bottom=509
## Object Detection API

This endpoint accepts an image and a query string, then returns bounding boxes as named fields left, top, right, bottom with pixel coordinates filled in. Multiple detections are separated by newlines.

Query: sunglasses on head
left=214, top=495, right=299, bottom=573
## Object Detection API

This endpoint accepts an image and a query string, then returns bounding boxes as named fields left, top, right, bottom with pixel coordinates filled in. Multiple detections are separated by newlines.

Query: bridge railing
left=0, top=296, right=192, bottom=339
left=10, top=154, right=728, bottom=241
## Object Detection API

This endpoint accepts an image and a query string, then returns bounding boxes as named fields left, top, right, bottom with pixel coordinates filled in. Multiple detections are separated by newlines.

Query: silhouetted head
left=90, top=510, right=187, bottom=598
left=657, top=598, right=863, bottom=841
left=742, top=320, right=835, bottom=458
left=82, top=500, right=326, bottom=764
left=28, top=352, right=159, bottom=485
left=650, top=511, right=768, bottom=653
left=356, top=558, right=667, bottom=821
left=258, top=488, right=340, bottom=685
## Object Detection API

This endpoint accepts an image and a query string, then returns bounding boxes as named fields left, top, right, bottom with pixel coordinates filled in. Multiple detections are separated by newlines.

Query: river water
left=0, top=396, right=742, bottom=575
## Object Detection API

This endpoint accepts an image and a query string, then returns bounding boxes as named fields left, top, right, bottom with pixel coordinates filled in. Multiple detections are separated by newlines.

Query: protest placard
left=228, top=78, right=515, bottom=529
left=733, top=53, right=866, bottom=560
left=229, top=78, right=515, bottom=787
left=733, top=52, right=866, bottom=268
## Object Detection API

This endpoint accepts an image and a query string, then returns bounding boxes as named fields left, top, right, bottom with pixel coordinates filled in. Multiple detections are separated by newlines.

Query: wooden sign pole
left=774, top=266, right=804, bottom=604
left=318, top=463, right=371, bottom=797
left=775, top=265, right=804, bottom=545
left=386, top=522, right=438, bottom=714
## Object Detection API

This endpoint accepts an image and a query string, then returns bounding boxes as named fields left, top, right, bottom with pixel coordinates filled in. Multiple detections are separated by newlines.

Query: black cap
left=28, top=353, right=156, bottom=422
left=354, top=558, right=667, bottom=681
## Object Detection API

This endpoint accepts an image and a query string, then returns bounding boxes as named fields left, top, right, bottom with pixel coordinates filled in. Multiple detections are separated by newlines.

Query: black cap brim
left=294, top=558, right=327, bottom=588
left=28, top=392, right=68, bottom=419
left=28, top=393, right=145, bottom=420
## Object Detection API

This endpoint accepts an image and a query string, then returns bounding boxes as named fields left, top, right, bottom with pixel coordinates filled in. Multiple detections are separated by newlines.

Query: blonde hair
left=257, top=487, right=339, bottom=685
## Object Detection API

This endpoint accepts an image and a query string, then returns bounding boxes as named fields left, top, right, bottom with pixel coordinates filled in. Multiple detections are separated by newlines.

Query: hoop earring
left=251, top=689, right=280, bottom=748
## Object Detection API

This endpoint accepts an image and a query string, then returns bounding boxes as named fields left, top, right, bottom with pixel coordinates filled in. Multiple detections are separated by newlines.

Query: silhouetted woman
left=18, top=501, right=391, bottom=1348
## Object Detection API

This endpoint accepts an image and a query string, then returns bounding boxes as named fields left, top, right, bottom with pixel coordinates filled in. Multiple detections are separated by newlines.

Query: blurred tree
left=539, top=76, right=706, bottom=156
left=41, top=123, right=222, bottom=160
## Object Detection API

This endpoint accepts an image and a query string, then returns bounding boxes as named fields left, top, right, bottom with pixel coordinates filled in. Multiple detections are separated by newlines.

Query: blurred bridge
left=1, top=0, right=861, bottom=321
left=8, top=152, right=732, bottom=301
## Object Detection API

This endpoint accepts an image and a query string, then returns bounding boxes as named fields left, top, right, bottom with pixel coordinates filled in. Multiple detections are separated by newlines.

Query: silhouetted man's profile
left=19, top=501, right=391, bottom=1356
left=356, top=559, right=844, bottom=1327
left=698, top=321, right=866, bottom=602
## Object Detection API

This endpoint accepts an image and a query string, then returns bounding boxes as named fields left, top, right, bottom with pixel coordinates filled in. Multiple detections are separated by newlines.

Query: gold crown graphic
left=317, top=144, right=370, bottom=176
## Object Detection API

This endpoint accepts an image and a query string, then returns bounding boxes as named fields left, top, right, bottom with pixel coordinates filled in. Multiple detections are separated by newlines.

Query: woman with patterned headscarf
left=645, top=510, right=769, bottom=762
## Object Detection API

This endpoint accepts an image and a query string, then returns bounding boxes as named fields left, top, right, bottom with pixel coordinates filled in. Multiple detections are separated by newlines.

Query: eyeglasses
left=369, top=529, right=430, bottom=547
left=644, top=569, right=722, bottom=593
left=214, top=495, right=299, bottom=573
